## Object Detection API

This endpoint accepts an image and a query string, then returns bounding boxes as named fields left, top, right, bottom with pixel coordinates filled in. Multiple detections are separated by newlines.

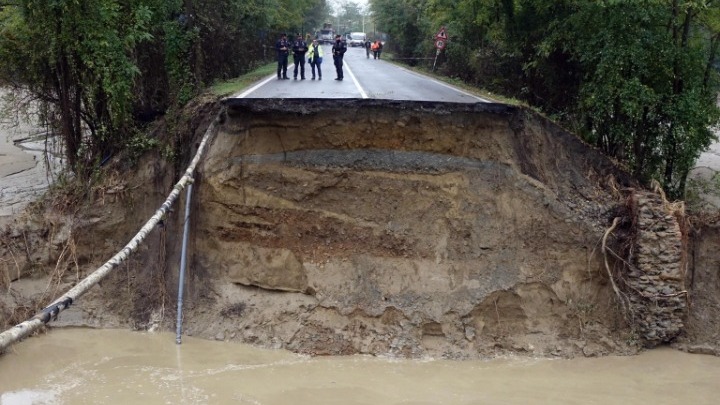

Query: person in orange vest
left=371, top=40, right=379, bottom=59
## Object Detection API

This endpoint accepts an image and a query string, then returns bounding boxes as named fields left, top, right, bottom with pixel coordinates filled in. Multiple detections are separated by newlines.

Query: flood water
left=0, top=115, right=59, bottom=224
left=0, top=328, right=718, bottom=404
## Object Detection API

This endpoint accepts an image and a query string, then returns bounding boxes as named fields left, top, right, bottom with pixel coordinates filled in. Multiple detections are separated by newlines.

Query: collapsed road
left=173, top=97, right=686, bottom=358
left=2, top=57, right=717, bottom=360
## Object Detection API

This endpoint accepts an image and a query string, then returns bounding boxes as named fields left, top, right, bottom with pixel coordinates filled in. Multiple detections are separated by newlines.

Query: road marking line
left=233, top=74, right=276, bottom=98
left=344, top=62, right=368, bottom=99
left=394, top=66, right=491, bottom=103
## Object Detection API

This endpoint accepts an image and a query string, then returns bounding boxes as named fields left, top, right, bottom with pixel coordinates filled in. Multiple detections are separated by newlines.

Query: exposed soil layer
left=678, top=220, right=720, bottom=355
left=188, top=99, right=639, bottom=358
left=2, top=97, right=718, bottom=359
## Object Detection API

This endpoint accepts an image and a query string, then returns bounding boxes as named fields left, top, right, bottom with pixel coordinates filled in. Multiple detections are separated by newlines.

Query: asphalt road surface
left=233, top=45, right=489, bottom=103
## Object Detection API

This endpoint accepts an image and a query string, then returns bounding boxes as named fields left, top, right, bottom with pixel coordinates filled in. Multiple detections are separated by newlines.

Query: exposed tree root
left=602, top=217, right=629, bottom=317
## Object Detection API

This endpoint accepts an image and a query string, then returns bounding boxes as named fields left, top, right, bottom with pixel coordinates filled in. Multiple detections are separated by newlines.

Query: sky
left=332, top=0, right=370, bottom=14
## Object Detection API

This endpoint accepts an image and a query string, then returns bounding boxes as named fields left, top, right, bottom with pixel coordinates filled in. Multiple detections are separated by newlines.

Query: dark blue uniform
left=332, top=38, right=347, bottom=80
left=292, top=37, right=308, bottom=79
left=276, top=36, right=290, bottom=79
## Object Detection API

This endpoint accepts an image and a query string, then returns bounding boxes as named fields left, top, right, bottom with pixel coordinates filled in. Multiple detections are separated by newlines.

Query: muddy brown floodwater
left=0, top=328, right=718, bottom=404
left=0, top=118, right=59, bottom=226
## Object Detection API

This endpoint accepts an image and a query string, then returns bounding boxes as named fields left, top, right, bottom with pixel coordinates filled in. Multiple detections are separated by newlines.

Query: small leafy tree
left=371, top=0, right=428, bottom=56
left=544, top=0, right=720, bottom=197
left=0, top=0, right=153, bottom=177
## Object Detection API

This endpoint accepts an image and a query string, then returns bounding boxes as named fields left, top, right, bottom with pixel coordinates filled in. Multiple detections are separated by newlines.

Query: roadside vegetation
left=0, top=0, right=330, bottom=181
left=1, top=0, right=719, bottom=201
left=210, top=63, right=277, bottom=97
left=371, top=0, right=720, bottom=200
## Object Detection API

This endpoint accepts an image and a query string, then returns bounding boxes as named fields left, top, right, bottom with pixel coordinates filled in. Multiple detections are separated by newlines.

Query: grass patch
left=209, top=63, right=277, bottom=96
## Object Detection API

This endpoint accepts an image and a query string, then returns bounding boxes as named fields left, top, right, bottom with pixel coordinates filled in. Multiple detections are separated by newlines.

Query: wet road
left=233, top=45, right=489, bottom=102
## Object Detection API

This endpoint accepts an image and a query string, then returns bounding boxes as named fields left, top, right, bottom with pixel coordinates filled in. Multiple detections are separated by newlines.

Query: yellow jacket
left=307, top=43, right=324, bottom=62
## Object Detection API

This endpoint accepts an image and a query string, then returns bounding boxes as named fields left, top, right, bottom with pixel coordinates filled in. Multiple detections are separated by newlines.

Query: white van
left=348, top=32, right=367, bottom=47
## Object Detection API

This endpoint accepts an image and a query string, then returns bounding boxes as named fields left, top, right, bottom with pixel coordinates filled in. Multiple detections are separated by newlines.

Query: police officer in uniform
left=292, top=33, right=308, bottom=80
left=332, top=34, right=347, bottom=81
left=275, top=33, right=290, bottom=79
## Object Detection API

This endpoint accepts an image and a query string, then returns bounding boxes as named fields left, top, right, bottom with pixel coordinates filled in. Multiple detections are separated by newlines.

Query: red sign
left=435, top=26, right=447, bottom=40
left=434, top=26, right=448, bottom=50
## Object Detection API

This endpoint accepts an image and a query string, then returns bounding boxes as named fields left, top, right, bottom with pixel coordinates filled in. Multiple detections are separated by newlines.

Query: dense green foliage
left=371, top=0, right=720, bottom=198
left=0, top=0, right=154, bottom=173
left=0, top=0, right=329, bottom=178
left=2, top=0, right=718, bottom=199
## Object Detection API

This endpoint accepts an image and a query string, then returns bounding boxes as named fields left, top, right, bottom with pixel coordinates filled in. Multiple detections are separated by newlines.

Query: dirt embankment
left=2, top=98, right=718, bottom=359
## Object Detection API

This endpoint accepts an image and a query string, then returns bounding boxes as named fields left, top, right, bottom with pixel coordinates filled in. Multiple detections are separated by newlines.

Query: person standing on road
left=292, top=33, right=308, bottom=80
left=371, top=40, right=379, bottom=59
left=332, top=34, right=347, bottom=81
left=307, top=38, right=324, bottom=80
left=364, top=39, right=372, bottom=58
left=275, top=33, right=290, bottom=79
left=376, top=40, right=384, bottom=59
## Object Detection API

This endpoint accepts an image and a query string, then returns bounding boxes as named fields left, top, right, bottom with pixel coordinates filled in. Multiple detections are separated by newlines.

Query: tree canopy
left=0, top=0, right=331, bottom=178
left=1, top=0, right=718, bottom=199
left=370, top=0, right=720, bottom=198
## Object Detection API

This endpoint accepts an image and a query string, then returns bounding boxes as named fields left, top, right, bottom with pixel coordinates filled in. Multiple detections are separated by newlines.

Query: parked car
left=348, top=32, right=367, bottom=47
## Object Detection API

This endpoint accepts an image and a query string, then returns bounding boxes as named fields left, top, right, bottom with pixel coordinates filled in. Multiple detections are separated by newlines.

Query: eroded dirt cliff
left=182, top=99, right=639, bottom=358
left=3, top=98, right=717, bottom=359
